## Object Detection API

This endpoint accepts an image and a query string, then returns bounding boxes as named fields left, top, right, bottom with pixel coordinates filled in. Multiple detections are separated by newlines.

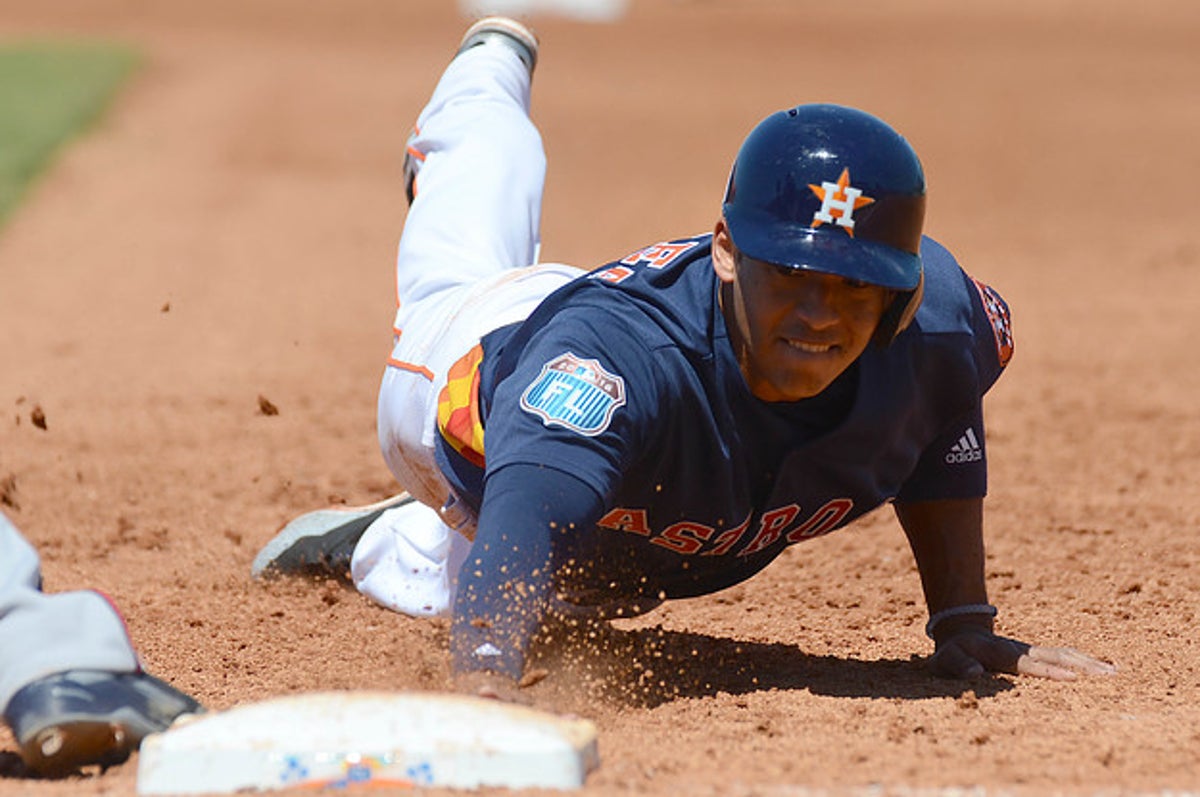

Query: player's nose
left=787, top=275, right=842, bottom=330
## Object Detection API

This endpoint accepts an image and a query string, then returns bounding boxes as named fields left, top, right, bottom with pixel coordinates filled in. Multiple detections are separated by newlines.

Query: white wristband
left=925, top=603, right=997, bottom=639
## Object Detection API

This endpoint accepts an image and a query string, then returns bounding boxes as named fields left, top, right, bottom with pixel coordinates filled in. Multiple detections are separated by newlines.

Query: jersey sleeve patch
left=520, top=352, right=626, bottom=437
left=971, top=278, right=1014, bottom=368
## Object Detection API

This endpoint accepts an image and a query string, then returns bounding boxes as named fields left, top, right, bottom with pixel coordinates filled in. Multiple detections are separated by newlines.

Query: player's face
left=712, top=221, right=891, bottom=403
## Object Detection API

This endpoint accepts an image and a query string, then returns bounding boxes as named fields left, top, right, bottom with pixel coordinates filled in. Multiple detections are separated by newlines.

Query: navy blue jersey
left=437, top=233, right=1013, bottom=676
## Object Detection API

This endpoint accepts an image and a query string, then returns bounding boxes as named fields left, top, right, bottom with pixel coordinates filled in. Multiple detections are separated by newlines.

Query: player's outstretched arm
left=450, top=463, right=608, bottom=700
left=895, top=497, right=1116, bottom=681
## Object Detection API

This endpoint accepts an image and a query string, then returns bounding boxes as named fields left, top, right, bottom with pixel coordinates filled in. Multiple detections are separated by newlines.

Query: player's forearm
left=449, top=462, right=607, bottom=679
left=894, top=496, right=989, bottom=614
left=450, top=589, right=546, bottom=679
left=450, top=505, right=554, bottom=678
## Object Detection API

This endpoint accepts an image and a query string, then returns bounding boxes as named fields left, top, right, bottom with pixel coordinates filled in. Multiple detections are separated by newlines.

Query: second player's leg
left=0, top=512, right=140, bottom=711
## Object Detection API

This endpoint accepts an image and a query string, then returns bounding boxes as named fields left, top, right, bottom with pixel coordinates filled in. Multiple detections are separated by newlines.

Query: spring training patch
left=520, top=352, right=626, bottom=436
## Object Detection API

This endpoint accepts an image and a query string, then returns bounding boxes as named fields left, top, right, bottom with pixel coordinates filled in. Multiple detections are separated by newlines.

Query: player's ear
left=712, top=218, right=737, bottom=284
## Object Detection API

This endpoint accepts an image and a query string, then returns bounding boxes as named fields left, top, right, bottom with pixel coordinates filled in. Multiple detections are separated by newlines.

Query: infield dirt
left=1, top=1, right=1198, bottom=794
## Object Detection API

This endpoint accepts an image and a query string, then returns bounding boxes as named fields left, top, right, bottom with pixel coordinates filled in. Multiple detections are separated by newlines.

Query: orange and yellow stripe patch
left=437, top=344, right=486, bottom=468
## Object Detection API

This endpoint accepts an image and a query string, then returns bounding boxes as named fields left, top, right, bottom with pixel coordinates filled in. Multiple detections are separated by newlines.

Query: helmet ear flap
left=874, top=270, right=924, bottom=346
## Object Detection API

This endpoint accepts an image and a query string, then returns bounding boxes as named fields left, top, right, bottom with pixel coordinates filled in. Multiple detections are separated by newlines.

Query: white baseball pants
left=353, top=42, right=580, bottom=617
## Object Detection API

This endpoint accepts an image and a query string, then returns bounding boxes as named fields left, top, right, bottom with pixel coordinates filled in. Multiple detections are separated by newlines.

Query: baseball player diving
left=255, top=16, right=1116, bottom=699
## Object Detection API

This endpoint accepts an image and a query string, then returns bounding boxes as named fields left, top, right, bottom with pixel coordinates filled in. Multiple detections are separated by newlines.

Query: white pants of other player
left=356, top=43, right=580, bottom=616
left=0, top=512, right=140, bottom=710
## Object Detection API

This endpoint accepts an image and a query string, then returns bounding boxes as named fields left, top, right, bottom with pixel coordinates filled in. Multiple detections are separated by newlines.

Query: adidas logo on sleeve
left=945, top=428, right=983, bottom=464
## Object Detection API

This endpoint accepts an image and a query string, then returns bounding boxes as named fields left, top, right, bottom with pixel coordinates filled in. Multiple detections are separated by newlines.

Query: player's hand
left=930, top=626, right=1117, bottom=681
left=452, top=668, right=548, bottom=704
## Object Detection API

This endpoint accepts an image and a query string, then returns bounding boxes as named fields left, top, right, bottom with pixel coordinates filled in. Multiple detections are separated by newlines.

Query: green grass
left=0, top=41, right=139, bottom=227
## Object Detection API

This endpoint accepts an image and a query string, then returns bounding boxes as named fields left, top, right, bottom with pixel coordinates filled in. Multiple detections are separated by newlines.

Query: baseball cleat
left=404, top=17, right=538, bottom=207
left=251, top=492, right=415, bottom=580
left=3, top=670, right=202, bottom=778
left=456, top=16, right=539, bottom=74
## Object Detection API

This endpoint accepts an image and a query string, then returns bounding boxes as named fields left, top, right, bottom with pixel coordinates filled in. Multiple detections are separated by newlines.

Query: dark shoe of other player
left=3, top=669, right=202, bottom=777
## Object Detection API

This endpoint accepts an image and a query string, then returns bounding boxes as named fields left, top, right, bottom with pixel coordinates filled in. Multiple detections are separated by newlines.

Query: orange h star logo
left=808, top=168, right=874, bottom=236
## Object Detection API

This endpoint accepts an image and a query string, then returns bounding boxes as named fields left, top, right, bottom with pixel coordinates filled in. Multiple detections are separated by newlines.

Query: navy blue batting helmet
left=722, top=104, right=926, bottom=293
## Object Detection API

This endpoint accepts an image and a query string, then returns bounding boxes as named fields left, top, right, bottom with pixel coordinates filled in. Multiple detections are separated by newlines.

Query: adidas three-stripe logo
left=945, top=428, right=983, bottom=464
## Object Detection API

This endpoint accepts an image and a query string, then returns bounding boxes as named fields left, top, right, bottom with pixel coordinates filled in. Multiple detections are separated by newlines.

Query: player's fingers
left=1015, top=652, right=1080, bottom=681
left=452, top=672, right=531, bottom=705
left=1023, top=645, right=1118, bottom=677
